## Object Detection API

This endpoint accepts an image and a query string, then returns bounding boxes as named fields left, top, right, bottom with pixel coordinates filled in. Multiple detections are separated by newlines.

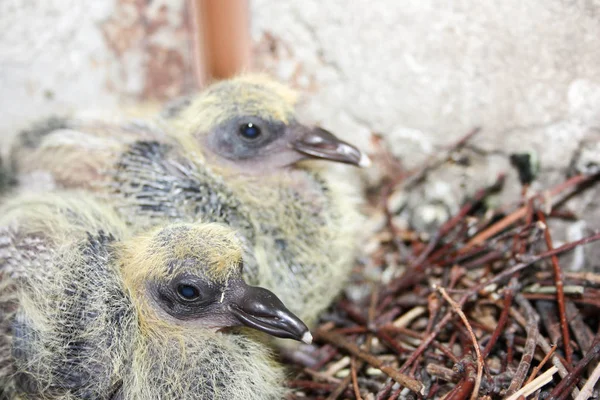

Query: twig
left=508, top=296, right=579, bottom=397
left=426, top=364, right=459, bottom=382
left=478, top=231, right=600, bottom=292
left=315, top=329, right=425, bottom=395
left=324, top=375, right=352, bottom=400
left=350, top=358, right=362, bottom=400
left=574, top=360, right=600, bottom=400
left=505, top=366, right=559, bottom=400
left=537, top=210, right=572, bottom=365
left=564, top=271, right=600, bottom=285
left=436, top=286, right=483, bottom=400
left=524, top=344, right=557, bottom=385
left=411, top=173, right=504, bottom=270
left=464, top=173, right=598, bottom=252
left=536, top=301, right=563, bottom=346
left=482, top=286, right=514, bottom=358
left=398, top=231, right=600, bottom=379
left=443, top=366, right=476, bottom=400
left=507, top=296, right=539, bottom=395
left=464, top=206, right=528, bottom=251
left=547, top=339, right=600, bottom=400
left=565, top=300, right=594, bottom=353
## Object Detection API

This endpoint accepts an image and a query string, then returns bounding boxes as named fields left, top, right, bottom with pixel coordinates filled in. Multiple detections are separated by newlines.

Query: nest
left=285, top=129, right=600, bottom=400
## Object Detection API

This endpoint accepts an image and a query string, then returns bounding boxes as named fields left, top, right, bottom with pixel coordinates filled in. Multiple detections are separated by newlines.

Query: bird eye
left=177, top=284, right=200, bottom=301
left=239, top=122, right=261, bottom=139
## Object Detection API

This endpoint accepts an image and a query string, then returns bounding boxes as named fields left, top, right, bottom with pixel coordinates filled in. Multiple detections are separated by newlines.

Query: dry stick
left=574, top=360, right=600, bottom=400
left=536, top=301, right=563, bottom=347
left=287, top=380, right=341, bottom=392
left=380, top=324, right=459, bottom=363
left=408, top=173, right=505, bottom=271
left=525, top=293, right=600, bottom=309
left=463, top=173, right=597, bottom=252
left=436, top=286, right=483, bottom=400
left=505, top=366, right=559, bottom=400
left=444, top=377, right=476, bottom=400
left=374, top=380, right=394, bottom=400
left=463, top=206, right=528, bottom=252
left=376, top=330, right=410, bottom=356
left=512, top=296, right=580, bottom=399
left=548, top=173, right=598, bottom=198
left=399, top=231, right=600, bottom=376
left=325, top=375, right=352, bottom=400
left=433, top=342, right=460, bottom=364
left=547, top=339, right=600, bottom=400
left=565, top=300, right=594, bottom=354
left=426, top=364, right=460, bottom=383
left=524, top=344, right=557, bottom=386
left=350, top=357, right=363, bottom=400
left=537, top=210, right=573, bottom=365
left=564, top=271, right=600, bottom=285
left=316, top=328, right=424, bottom=395
left=507, top=296, right=540, bottom=395
left=326, top=285, right=379, bottom=400
left=481, top=286, right=515, bottom=358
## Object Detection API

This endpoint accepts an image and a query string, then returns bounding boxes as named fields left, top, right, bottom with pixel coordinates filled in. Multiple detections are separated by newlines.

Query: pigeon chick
left=0, top=192, right=310, bottom=399
left=10, top=75, right=369, bottom=324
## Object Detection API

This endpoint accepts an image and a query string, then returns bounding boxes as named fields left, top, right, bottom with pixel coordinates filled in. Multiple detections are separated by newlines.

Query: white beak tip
left=358, top=153, right=372, bottom=168
left=301, top=331, right=313, bottom=344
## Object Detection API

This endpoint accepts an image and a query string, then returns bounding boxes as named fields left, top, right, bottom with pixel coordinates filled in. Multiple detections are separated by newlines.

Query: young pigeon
left=0, top=192, right=310, bottom=399
left=10, top=75, right=368, bottom=324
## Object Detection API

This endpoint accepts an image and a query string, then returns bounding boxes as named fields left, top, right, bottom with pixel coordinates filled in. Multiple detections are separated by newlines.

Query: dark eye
left=239, top=122, right=261, bottom=139
left=177, top=284, right=200, bottom=301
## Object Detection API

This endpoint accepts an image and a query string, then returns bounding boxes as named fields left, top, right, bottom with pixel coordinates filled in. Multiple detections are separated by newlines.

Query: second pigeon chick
left=0, top=191, right=310, bottom=399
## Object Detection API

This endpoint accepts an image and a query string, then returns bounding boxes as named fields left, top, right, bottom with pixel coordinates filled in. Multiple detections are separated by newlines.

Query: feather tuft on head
left=167, top=74, right=298, bottom=142
left=118, top=223, right=243, bottom=292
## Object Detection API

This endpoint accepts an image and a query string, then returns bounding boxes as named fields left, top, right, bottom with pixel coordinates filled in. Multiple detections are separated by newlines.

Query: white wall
left=0, top=0, right=194, bottom=151
left=1, top=0, right=598, bottom=263
left=250, top=0, right=600, bottom=265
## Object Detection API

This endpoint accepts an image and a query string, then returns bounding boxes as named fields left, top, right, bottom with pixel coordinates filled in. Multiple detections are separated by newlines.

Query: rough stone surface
left=0, top=0, right=194, bottom=155
left=250, top=0, right=600, bottom=268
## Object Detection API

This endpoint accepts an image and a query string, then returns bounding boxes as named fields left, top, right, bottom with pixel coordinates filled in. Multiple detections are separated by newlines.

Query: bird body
left=10, top=75, right=367, bottom=324
left=0, top=192, right=309, bottom=399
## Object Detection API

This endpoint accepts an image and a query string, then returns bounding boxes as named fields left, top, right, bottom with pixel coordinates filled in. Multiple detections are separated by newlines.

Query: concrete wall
left=250, top=0, right=600, bottom=263
left=1, top=0, right=598, bottom=262
left=0, top=0, right=195, bottom=149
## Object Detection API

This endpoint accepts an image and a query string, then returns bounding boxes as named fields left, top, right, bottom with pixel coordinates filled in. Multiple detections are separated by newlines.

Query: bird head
left=164, top=74, right=370, bottom=174
left=119, top=223, right=311, bottom=343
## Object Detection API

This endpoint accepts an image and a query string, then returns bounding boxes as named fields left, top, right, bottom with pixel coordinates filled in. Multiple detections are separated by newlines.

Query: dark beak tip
left=293, top=128, right=371, bottom=168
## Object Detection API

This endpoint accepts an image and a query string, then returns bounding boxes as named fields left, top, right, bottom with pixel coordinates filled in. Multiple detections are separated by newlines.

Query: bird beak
left=291, top=127, right=371, bottom=167
left=228, top=283, right=312, bottom=344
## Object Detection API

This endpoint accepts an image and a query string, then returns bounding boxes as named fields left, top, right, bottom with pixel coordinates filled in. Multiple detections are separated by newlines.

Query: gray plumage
left=0, top=192, right=309, bottom=399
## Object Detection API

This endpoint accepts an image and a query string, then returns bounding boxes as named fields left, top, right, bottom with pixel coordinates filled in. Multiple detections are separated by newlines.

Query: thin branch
left=436, top=286, right=483, bottom=400
left=547, top=339, right=600, bottom=400
left=350, top=357, right=362, bottom=400
left=574, top=360, right=600, bottom=400
left=537, top=210, right=572, bottom=365
left=505, top=366, right=559, bottom=400
left=315, top=328, right=425, bottom=395
left=507, top=296, right=539, bottom=395
left=524, top=344, right=557, bottom=386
